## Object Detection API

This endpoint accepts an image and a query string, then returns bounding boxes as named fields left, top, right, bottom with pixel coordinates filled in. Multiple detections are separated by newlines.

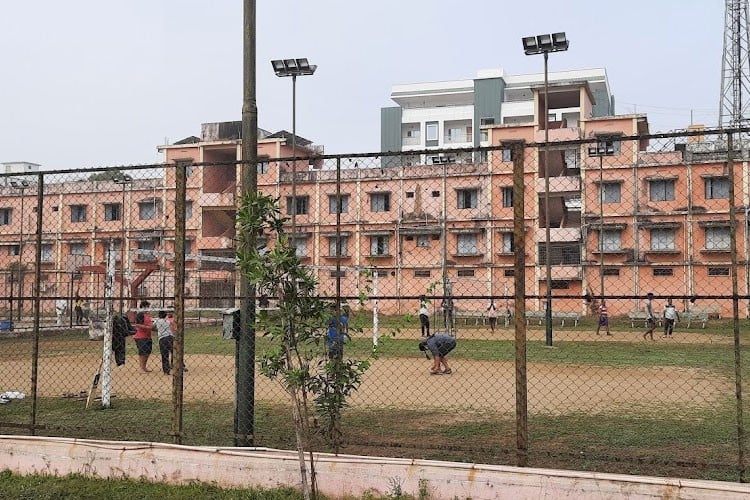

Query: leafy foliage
left=236, top=191, right=372, bottom=499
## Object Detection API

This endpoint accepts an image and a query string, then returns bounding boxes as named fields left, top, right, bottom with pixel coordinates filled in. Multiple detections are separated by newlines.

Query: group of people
left=595, top=293, right=682, bottom=340
left=132, top=300, right=182, bottom=375
left=54, top=293, right=89, bottom=327
left=418, top=296, right=509, bottom=337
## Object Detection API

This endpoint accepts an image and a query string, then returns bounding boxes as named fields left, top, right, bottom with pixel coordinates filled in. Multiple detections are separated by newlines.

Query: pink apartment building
left=0, top=81, right=745, bottom=320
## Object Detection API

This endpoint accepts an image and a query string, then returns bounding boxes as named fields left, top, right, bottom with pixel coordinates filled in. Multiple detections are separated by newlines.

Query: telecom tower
left=719, top=0, right=750, bottom=127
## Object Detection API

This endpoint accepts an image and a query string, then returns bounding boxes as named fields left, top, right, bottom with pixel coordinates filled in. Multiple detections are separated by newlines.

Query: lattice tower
left=719, top=0, right=750, bottom=127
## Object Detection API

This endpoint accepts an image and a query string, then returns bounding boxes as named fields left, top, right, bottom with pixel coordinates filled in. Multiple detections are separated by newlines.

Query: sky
left=0, top=1, right=725, bottom=170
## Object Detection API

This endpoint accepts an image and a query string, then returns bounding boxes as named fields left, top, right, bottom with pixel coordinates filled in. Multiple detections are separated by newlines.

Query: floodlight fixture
left=521, top=32, right=569, bottom=55
left=271, top=58, right=317, bottom=77
left=10, top=180, right=29, bottom=189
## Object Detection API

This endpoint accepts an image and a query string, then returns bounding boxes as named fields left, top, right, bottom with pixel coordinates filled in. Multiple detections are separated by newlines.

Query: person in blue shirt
left=326, top=308, right=349, bottom=360
left=419, top=333, right=456, bottom=375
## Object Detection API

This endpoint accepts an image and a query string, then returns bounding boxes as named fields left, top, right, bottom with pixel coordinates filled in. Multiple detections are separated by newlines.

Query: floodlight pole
left=17, top=184, right=25, bottom=321
left=523, top=32, right=568, bottom=347
left=598, top=152, right=605, bottom=299
left=542, top=52, right=553, bottom=347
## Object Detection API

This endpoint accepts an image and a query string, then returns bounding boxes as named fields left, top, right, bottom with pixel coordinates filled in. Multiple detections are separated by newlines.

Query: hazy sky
left=0, top=1, right=724, bottom=170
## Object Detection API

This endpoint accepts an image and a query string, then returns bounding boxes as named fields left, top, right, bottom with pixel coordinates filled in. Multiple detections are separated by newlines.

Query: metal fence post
left=511, top=141, right=528, bottom=466
left=29, top=172, right=44, bottom=435
left=727, top=131, right=746, bottom=482
left=172, top=160, right=189, bottom=444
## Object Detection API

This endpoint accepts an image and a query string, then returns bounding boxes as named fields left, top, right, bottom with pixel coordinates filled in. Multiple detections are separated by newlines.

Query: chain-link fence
left=0, top=127, right=748, bottom=482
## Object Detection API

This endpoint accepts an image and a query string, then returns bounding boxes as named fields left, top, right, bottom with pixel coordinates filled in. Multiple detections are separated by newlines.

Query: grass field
left=1, top=313, right=749, bottom=483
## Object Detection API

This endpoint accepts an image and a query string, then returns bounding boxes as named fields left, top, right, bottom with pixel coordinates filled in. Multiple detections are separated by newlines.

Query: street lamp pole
left=11, top=180, right=29, bottom=322
left=271, top=58, right=317, bottom=238
left=522, top=32, right=569, bottom=347
left=113, top=174, right=133, bottom=314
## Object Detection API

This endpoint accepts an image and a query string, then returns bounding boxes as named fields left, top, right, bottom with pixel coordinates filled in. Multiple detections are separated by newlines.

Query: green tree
left=236, top=191, right=371, bottom=500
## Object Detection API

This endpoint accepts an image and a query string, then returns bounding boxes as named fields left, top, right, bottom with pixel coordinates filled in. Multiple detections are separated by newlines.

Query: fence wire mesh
left=0, top=127, right=748, bottom=481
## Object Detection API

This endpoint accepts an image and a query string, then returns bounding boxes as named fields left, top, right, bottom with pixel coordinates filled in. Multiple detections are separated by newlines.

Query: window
left=602, top=268, right=620, bottom=276
left=431, top=191, right=440, bottom=197
left=708, top=267, right=730, bottom=276
left=705, top=177, right=729, bottom=199
left=370, top=235, right=389, bottom=256
left=601, top=183, right=621, bottom=203
left=7, top=245, right=19, bottom=256
left=538, top=243, right=581, bottom=265
left=137, top=240, right=157, bottom=261
left=139, top=200, right=160, bottom=221
left=501, top=148, right=513, bottom=162
left=457, top=189, right=478, bottom=209
left=69, top=242, right=86, bottom=256
left=649, top=179, right=675, bottom=201
left=480, top=117, right=495, bottom=126
left=329, top=270, right=346, bottom=278
left=406, top=191, right=414, bottom=198
left=184, top=240, right=192, bottom=256
left=705, top=226, right=730, bottom=250
left=414, top=270, right=431, bottom=278
left=426, top=121, right=439, bottom=146
left=257, top=159, right=270, bottom=174
left=286, top=196, right=309, bottom=215
left=600, top=230, right=622, bottom=252
left=328, top=194, right=349, bottom=214
left=292, top=237, right=308, bottom=257
left=502, top=187, right=513, bottom=208
left=501, top=233, right=514, bottom=253
left=70, top=205, right=87, bottom=222
left=550, top=281, right=570, bottom=289
left=0, top=208, right=11, bottom=225
left=504, top=269, right=515, bottom=277
left=104, top=203, right=121, bottom=222
left=370, top=192, right=391, bottom=212
left=41, top=244, right=53, bottom=263
left=653, top=268, right=674, bottom=277
left=416, top=234, right=430, bottom=247
left=650, top=228, right=676, bottom=251
left=457, top=233, right=478, bottom=255
left=328, top=236, right=348, bottom=257
left=457, top=269, right=475, bottom=277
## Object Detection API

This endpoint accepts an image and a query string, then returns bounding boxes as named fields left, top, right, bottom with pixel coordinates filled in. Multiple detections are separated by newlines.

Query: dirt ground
left=0, top=324, right=733, bottom=415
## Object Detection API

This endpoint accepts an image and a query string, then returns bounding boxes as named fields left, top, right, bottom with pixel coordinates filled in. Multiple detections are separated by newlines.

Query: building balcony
left=536, top=176, right=581, bottom=193
left=549, top=266, right=582, bottom=280
left=536, top=228, right=580, bottom=242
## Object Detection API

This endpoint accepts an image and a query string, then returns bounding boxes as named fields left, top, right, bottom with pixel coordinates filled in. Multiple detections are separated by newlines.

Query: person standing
left=663, top=298, right=680, bottom=338
left=133, top=300, right=154, bottom=373
left=419, top=296, right=430, bottom=337
left=642, top=293, right=656, bottom=341
left=74, top=293, right=84, bottom=326
left=596, top=298, right=611, bottom=336
left=487, top=301, right=497, bottom=333
left=152, top=310, right=174, bottom=375
left=55, top=298, right=67, bottom=327
left=441, top=296, right=454, bottom=333
left=418, top=334, right=456, bottom=375
left=325, top=307, right=349, bottom=361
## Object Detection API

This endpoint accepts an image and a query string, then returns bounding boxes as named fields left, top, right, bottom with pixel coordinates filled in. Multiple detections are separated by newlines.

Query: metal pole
left=101, top=240, right=116, bottom=408
left=18, top=187, right=24, bottom=321
left=120, top=184, right=126, bottom=314
left=172, top=161, right=188, bottom=443
left=727, top=132, right=746, bottom=482
left=30, top=173, right=44, bottom=435
left=511, top=141, right=528, bottom=466
left=291, top=74, right=297, bottom=238
left=543, top=52, right=553, bottom=347
left=236, top=0, right=258, bottom=447
left=597, top=152, right=604, bottom=298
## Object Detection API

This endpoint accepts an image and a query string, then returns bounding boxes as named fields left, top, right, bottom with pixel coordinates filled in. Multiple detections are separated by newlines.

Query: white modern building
left=380, top=68, right=613, bottom=166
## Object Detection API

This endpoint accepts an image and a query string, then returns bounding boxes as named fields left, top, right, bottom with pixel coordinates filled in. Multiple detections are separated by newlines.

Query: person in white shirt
left=55, top=298, right=67, bottom=327
left=151, top=310, right=174, bottom=375
left=418, top=296, right=430, bottom=337
left=487, top=301, right=498, bottom=333
left=662, top=298, right=680, bottom=338
left=642, top=293, right=656, bottom=341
